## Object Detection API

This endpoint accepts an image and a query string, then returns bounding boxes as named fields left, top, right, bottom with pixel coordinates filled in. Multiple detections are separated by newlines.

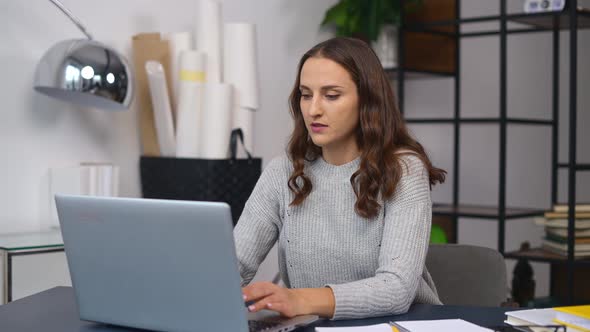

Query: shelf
left=558, top=163, right=590, bottom=171
left=432, top=203, right=544, bottom=219
left=404, top=9, right=590, bottom=32
left=384, top=68, right=455, bottom=79
left=505, top=247, right=590, bottom=265
left=519, top=296, right=589, bottom=308
left=398, top=0, right=587, bottom=306
left=527, top=296, right=590, bottom=307
left=405, top=117, right=554, bottom=125
left=509, top=9, right=590, bottom=30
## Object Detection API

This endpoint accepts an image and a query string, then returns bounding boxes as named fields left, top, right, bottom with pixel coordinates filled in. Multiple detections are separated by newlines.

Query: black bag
left=140, top=129, right=262, bottom=225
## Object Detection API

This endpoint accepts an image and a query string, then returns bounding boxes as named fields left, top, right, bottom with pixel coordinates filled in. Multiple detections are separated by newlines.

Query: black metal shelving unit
left=396, top=0, right=589, bottom=305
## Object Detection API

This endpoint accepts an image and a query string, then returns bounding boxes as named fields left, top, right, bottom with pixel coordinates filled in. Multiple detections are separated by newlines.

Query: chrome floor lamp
left=34, top=0, right=133, bottom=111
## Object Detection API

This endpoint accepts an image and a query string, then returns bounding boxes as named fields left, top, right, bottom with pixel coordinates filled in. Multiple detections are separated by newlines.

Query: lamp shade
left=34, top=39, right=133, bottom=111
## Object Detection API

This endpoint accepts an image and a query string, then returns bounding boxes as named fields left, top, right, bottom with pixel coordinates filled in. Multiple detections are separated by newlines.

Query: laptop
left=55, top=195, right=318, bottom=332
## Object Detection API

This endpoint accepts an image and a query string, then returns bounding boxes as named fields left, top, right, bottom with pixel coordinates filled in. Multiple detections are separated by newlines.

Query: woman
left=234, top=37, right=446, bottom=320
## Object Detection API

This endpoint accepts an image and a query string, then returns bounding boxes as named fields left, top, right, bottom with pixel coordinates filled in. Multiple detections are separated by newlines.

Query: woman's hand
left=242, top=282, right=335, bottom=318
left=242, top=282, right=305, bottom=318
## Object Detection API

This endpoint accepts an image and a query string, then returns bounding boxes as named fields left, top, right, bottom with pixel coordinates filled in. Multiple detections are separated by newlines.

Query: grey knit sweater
left=233, top=154, right=441, bottom=320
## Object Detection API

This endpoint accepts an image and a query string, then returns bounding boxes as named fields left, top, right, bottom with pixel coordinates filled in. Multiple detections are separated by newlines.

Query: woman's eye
left=301, top=94, right=312, bottom=100
left=325, top=94, right=340, bottom=100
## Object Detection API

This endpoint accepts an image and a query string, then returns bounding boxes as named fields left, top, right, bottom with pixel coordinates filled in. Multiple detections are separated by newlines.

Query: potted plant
left=321, top=0, right=421, bottom=68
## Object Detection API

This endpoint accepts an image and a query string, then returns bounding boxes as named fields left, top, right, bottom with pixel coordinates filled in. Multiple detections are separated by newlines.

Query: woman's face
left=299, top=57, right=360, bottom=153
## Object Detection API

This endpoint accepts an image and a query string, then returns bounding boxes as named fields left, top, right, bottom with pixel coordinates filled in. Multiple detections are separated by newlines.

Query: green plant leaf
left=321, top=0, right=422, bottom=40
left=321, top=1, right=348, bottom=28
left=349, top=11, right=362, bottom=37
left=367, top=0, right=379, bottom=41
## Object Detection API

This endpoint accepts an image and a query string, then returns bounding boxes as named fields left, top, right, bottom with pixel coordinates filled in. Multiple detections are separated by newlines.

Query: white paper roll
left=200, top=83, right=233, bottom=159
left=164, top=31, right=194, bottom=109
left=232, top=106, right=254, bottom=155
left=145, top=61, right=176, bottom=157
left=224, top=23, right=260, bottom=110
left=195, top=0, right=222, bottom=83
left=179, top=50, right=207, bottom=83
left=176, top=81, right=204, bottom=158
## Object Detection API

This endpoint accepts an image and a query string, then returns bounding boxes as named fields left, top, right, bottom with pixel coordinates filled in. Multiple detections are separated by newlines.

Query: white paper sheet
left=164, top=31, right=193, bottom=110
left=195, top=0, right=222, bottom=83
left=396, top=319, right=493, bottom=332
left=145, top=61, right=176, bottom=157
left=315, top=323, right=392, bottom=332
left=200, top=83, right=233, bottom=159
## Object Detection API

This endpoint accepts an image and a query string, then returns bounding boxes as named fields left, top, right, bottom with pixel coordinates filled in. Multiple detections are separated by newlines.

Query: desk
left=0, top=230, right=64, bottom=303
left=0, top=286, right=516, bottom=332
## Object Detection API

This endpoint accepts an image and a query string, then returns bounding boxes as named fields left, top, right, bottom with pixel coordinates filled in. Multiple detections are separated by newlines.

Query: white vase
left=372, top=24, right=398, bottom=69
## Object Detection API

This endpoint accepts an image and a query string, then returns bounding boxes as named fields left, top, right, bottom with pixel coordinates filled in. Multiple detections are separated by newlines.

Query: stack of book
left=554, top=305, right=590, bottom=332
left=506, top=305, right=590, bottom=332
left=535, top=204, right=590, bottom=258
left=48, top=163, right=120, bottom=229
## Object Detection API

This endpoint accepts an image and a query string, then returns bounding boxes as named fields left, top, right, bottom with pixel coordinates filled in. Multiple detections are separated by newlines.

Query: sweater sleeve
left=233, top=157, right=285, bottom=286
left=326, top=155, right=433, bottom=319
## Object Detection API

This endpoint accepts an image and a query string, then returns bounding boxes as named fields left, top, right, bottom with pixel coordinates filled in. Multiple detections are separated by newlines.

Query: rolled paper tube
left=175, top=80, right=204, bottom=158
left=200, top=83, right=233, bottom=159
left=180, top=69, right=206, bottom=82
left=223, top=23, right=260, bottom=110
left=195, top=0, right=222, bottom=83
left=164, top=31, right=193, bottom=110
left=145, top=61, right=176, bottom=157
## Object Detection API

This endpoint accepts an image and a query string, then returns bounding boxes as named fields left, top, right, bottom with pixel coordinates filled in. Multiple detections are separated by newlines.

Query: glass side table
left=0, top=230, right=64, bottom=303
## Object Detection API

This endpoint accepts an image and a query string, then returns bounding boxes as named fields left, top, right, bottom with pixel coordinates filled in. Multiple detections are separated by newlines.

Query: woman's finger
left=248, top=293, right=298, bottom=318
left=247, top=295, right=276, bottom=313
left=263, top=301, right=297, bottom=318
left=243, top=282, right=277, bottom=302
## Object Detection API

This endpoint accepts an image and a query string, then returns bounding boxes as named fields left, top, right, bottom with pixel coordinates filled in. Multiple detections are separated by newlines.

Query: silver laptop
left=56, top=195, right=318, bottom=332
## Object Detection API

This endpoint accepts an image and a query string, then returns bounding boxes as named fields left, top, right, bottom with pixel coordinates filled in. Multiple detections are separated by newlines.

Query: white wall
left=0, top=0, right=588, bottom=301
left=0, top=0, right=338, bottom=233
left=0, top=0, right=338, bottom=297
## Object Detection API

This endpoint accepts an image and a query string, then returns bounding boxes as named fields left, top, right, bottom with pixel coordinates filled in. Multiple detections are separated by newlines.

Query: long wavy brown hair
left=287, top=37, right=446, bottom=219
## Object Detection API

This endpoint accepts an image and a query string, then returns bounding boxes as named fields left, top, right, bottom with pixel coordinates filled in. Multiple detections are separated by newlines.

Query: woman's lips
left=311, top=123, right=328, bottom=133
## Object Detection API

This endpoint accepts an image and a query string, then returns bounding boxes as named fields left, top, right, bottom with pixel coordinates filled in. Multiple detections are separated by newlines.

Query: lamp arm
left=48, top=0, right=94, bottom=40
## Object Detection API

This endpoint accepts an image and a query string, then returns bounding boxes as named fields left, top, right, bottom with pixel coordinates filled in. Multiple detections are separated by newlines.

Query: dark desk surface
left=0, top=287, right=515, bottom=332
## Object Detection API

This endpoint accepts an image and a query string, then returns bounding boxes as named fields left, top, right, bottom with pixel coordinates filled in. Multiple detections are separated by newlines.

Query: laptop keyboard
left=248, top=320, right=281, bottom=331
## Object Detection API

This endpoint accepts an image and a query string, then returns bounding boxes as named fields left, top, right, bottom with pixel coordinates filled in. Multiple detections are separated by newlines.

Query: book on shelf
left=534, top=217, right=590, bottom=229
left=543, top=238, right=590, bottom=251
left=542, top=243, right=590, bottom=258
left=553, top=204, right=590, bottom=213
left=545, top=233, right=590, bottom=245
left=544, top=211, right=590, bottom=219
left=553, top=305, right=590, bottom=332
left=546, top=227, right=590, bottom=238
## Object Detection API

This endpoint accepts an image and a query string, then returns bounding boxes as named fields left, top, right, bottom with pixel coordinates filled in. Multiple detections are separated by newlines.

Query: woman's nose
left=308, top=96, right=322, bottom=116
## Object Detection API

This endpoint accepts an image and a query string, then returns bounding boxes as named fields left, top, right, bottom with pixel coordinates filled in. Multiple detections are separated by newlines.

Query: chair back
left=425, top=244, right=508, bottom=307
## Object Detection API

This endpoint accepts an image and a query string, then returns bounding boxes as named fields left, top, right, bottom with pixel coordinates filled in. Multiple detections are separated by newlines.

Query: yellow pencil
left=389, top=322, right=408, bottom=332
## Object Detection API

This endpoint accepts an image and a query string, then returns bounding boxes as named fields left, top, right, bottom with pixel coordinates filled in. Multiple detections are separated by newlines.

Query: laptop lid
left=56, top=195, right=249, bottom=332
